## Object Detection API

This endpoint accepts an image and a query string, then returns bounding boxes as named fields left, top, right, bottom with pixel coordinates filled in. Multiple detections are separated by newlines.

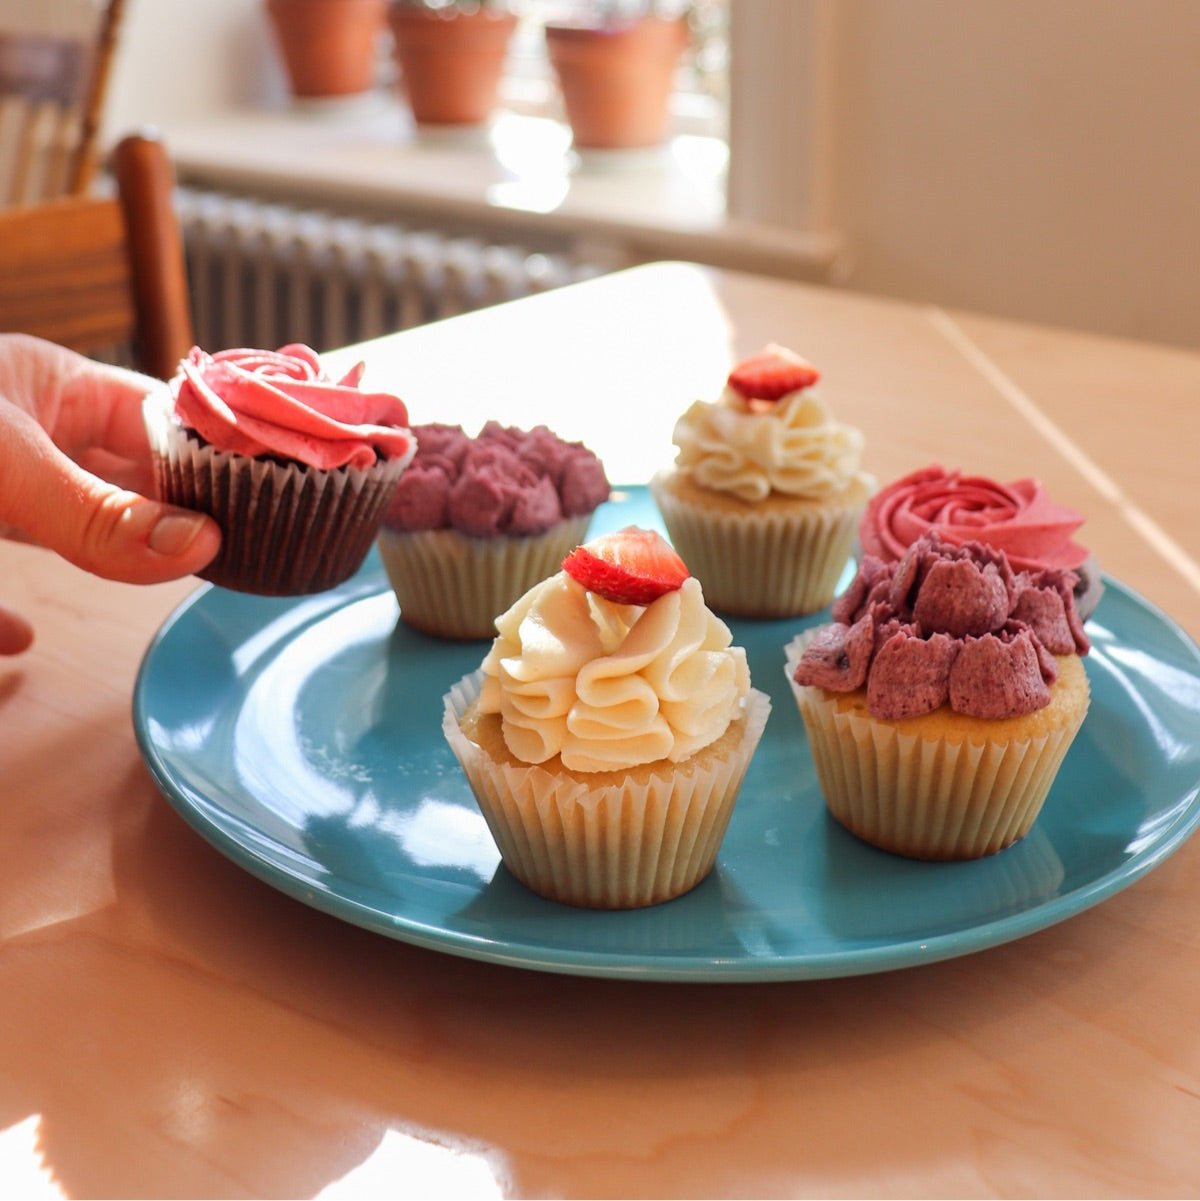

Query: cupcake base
left=785, top=635, right=1090, bottom=860
left=443, top=672, right=771, bottom=908
left=377, top=516, right=592, bottom=640
left=651, top=469, right=872, bottom=618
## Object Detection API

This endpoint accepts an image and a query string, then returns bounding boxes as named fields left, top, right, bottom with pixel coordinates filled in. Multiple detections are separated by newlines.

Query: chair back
left=0, top=0, right=125, bottom=206
left=0, top=132, right=194, bottom=380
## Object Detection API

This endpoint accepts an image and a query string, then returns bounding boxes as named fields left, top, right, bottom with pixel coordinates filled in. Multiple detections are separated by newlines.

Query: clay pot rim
left=388, top=4, right=517, bottom=23
left=267, top=0, right=386, bottom=11
left=544, top=14, right=688, bottom=38
left=544, top=16, right=688, bottom=67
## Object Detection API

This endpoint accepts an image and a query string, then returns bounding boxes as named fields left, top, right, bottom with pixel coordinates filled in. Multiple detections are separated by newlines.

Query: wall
left=731, top=0, right=1200, bottom=350
left=103, top=0, right=285, bottom=138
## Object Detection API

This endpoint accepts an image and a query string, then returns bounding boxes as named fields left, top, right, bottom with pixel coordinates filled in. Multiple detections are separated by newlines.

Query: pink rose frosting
left=860, top=465, right=1089, bottom=573
left=793, top=533, right=1089, bottom=720
left=174, top=344, right=415, bottom=471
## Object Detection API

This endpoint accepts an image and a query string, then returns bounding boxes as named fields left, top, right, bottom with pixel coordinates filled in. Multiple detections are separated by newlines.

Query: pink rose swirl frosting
left=860, top=465, right=1089, bottom=573
left=174, top=344, right=415, bottom=471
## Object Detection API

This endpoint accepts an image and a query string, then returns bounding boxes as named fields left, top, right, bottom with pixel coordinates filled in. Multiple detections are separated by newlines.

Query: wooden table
left=3, top=263, right=1198, bottom=1198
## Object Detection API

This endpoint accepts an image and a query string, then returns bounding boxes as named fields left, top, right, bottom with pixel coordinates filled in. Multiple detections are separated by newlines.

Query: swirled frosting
left=477, top=573, right=750, bottom=772
left=793, top=533, right=1089, bottom=720
left=173, top=344, right=415, bottom=471
left=860, top=465, right=1088, bottom=572
left=671, top=385, right=866, bottom=503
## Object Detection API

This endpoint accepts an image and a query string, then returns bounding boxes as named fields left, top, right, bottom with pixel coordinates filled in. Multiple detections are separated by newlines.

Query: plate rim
left=132, top=537, right=1200, bottom=984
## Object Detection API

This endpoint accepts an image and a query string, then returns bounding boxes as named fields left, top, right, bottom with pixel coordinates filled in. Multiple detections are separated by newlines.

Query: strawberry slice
left=562, top=527, right=690, bottom=605
left=727, top=344, right=820, bottom=402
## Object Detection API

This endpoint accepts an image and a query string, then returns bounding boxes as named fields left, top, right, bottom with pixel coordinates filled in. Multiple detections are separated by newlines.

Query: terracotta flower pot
left=388, top=4, right=518, bottom=126
left=545, top=15, right=688, bottom=150
left=265, top=0, right=387, bottom=98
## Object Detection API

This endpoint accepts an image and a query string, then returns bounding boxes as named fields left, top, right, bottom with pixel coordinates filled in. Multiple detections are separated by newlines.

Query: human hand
left=0, top=334, right=220, bottom=654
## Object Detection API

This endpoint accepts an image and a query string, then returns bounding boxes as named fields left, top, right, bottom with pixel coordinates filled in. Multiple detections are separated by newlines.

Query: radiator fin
left=174, top=187, right=605, bottom=353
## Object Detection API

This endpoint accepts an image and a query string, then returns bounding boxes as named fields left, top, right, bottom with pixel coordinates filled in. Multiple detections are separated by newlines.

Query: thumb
left=0, top=407, right=220, bottom=584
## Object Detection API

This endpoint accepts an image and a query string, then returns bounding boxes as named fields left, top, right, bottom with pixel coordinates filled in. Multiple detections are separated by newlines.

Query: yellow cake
left=446, top=686, right=768, bottom=908
left=787, top=641, right=1089, bottom=860
left=650, top=344, right=873, bottom=618
left=786, top=532, right=1092, bottom=860
left=653, top=468, right=874, bottom=618
left=442, top=528, right=771, bottom=908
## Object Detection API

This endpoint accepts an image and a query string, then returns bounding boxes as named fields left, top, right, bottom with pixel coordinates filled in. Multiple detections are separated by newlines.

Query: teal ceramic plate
left=133, top=488, right=1200, bottom=981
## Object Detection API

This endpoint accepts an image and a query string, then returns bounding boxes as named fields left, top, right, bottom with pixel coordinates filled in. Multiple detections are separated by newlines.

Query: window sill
left=162, top=98, right=839, bottom=282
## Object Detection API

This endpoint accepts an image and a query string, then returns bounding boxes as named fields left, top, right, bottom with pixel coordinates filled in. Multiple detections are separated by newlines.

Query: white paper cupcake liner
left=377, top=515, right=592, bottom=640
left=651, top=472, right=867, bottom=618
left=144, top=387, right=410, bottom=595
left=442, top=672, right=771, bottom=908
left=784, top=633, right=1088, bottom=860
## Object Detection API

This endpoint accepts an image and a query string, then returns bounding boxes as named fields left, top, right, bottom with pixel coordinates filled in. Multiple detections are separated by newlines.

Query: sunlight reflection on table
left=315, top=1126, right=505, bottom=1200
left=0, top=1117, right=64, bottom=1200
left=339, top=262, right=737, bottom=486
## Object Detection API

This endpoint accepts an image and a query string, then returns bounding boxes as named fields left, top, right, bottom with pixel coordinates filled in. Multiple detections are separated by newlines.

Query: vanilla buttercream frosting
left=671, top=386, right=867, bottom=503
left=478, top=573, right=750, bottom=772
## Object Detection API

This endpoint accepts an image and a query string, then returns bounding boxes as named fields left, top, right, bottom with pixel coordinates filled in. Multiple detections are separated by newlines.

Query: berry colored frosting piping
left=478, top=574, right=750, bottom=772
left=670, top=373, right=867, bottom=503
left=792, top=533, right=1089, bottom=720
left=860, top=465, right=1089, bottom=573
left=383, top=421, right=609, bottom=537
left=174, top=344, right=415, bottom=471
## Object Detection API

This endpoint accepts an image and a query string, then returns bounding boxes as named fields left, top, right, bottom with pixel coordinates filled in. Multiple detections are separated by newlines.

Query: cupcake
left=144, top=344, right=416, bottom=596
left=650, top=344, right=874, bottom=618
left=378, top=421, right=609, bottom=640
left=442, top=526, right=771, bottom=908
left=860, top=464, right=1104, bottom=619
left=787, top=532, right=1091, bottom=861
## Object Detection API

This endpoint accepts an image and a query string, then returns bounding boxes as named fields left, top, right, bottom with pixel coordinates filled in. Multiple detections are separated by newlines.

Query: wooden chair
left=0, top=0, right=126, bottom=206
left=0, top=131, right=194, bottom=380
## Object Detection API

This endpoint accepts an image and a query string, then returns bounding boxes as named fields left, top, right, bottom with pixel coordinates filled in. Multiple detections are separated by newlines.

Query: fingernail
left=148, top=510, right=207, bottom=557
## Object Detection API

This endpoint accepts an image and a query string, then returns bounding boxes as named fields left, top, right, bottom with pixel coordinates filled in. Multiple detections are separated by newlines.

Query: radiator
left=174, top=187, right=605, bottom=354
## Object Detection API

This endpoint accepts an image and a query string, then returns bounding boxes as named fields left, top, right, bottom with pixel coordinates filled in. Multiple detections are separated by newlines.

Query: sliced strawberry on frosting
left=727, top=343, right=820, bottom=402
left=562, top=526, right=690, bottom=605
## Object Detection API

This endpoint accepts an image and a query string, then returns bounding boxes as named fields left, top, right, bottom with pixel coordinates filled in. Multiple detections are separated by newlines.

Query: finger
left=77, top=447, right=155, bottom=496
left=80, top=372, right=158, bottom=461
left=0, top=604, right=34, bottom=655
left=56, top=360, right=160, bottom=463
left=0, top=406, right=220, bottom=584
left=0, top=335, right=159, bottom=460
